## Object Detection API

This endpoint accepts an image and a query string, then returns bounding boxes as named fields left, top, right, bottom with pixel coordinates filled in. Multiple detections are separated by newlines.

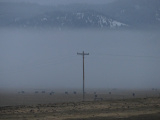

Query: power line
left=90, top=53, right=160, bottom=59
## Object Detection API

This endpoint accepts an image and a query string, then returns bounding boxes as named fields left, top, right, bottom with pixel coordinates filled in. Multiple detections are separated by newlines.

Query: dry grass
left=0, top=97, right=160, bottom=120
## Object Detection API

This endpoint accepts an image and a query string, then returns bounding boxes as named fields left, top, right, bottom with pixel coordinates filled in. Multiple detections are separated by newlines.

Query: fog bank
left=0, top=28, right=160, bottom=89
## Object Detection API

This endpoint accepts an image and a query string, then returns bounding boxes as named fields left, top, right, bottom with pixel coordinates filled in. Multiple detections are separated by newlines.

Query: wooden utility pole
left=77, top=51, right=89, bottom=101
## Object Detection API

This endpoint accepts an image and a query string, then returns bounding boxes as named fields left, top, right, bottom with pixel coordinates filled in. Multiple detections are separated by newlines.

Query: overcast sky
left=1, top=0, right=115, bottom=5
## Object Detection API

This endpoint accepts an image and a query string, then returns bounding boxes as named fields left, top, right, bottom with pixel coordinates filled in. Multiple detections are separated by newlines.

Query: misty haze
left=1, top=1, right=160, bottom=120
left=1, top=28, right=160, bottom=90
left=1, top=0, right=160, bottom=90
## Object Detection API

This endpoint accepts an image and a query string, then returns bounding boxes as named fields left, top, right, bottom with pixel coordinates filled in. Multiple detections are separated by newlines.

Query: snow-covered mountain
left=0, top=0, right=159, bottom=29
left=100, top=0, right=160, bottom=28
left=12, top=11, right=127, bottom=28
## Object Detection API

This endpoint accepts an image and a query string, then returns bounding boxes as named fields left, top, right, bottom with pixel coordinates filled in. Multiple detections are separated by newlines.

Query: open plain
left=0, top=89, right=160, bottom=120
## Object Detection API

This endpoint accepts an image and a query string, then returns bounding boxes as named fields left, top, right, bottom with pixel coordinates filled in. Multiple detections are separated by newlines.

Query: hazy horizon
left=0, top=28, right=160, bottom=90
left=0, top=0, right=160, bottom=90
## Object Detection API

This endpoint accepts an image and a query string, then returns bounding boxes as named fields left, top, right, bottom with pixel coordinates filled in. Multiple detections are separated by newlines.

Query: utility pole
left=77, top=51, right=89, bottom=101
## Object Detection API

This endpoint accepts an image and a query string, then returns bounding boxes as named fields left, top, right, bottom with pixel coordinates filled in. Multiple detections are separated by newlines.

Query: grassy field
left=0, top=97, right=160, bottom=120
left=0, top=89, right=160, bottom=120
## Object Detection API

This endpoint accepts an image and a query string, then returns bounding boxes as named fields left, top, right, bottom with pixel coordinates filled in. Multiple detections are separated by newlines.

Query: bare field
left=0, top=89, right=159, bottom=106
left=0, top=89, right=160, bottom=120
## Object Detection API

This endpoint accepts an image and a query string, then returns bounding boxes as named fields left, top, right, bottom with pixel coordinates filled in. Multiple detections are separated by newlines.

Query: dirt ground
left=0, top=97, right=160, bottom=120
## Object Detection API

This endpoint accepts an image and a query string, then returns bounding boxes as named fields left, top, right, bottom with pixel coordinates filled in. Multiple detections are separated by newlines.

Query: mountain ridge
left=0, top=0, right=159, bottom=29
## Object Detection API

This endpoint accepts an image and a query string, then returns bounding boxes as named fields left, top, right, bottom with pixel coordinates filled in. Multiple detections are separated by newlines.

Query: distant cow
left=35, top=91, right=39, bottom=94
left=21, top=91, right=25, bottom=94
left=42, top=91, right=45, bottom=93
left=95, top=94, right=98, bottom=98
left=132, top=93, right=135, bottom=97
left=49, top=92, right=54, bottom=95
left=18, top=91, right=25, bottom=94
